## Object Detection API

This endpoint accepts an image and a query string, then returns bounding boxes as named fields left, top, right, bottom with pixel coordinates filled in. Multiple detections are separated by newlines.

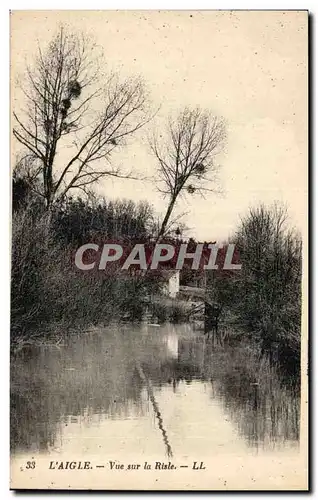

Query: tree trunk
left=158, top=196, right=177, bottom=239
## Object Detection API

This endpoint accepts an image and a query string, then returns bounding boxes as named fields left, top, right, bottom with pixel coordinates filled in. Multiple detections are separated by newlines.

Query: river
left=10, top=323, right=305, bottom=490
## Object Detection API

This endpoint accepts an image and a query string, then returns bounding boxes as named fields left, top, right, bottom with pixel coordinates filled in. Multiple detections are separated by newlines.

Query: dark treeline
left=53, top=197, right=155, bottom=245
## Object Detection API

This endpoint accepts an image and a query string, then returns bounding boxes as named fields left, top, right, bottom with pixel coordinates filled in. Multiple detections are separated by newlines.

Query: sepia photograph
left=9, top=10, right=308, bottom=491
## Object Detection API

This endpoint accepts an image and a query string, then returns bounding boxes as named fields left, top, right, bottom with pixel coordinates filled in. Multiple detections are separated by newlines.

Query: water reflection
left=11, top=324, right=299, bottom=457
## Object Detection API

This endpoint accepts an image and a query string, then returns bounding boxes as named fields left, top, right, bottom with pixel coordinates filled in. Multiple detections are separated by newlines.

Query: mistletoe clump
left=60, top=80, right=82, bottom=122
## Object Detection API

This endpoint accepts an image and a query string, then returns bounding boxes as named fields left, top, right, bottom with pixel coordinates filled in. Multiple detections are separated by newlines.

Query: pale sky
left=11, top=10, right=308, bottom=240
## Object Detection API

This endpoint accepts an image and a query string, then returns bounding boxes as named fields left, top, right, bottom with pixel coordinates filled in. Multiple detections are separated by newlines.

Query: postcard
left=10, top=10, right=308, bottom=491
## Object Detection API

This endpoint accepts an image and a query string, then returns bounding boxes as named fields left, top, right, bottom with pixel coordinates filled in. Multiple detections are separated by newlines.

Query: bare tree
left=150, top=107, right=226, bottom=239
left=13, top=26, right=151, bottom=208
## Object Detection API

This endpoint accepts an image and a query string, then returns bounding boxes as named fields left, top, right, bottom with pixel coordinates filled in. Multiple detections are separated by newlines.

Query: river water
left=10, top=323, right=304, bottom=490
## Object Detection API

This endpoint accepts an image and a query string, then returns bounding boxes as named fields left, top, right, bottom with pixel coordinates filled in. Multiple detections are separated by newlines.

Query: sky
left=11, top=10, right=308, bottom=241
